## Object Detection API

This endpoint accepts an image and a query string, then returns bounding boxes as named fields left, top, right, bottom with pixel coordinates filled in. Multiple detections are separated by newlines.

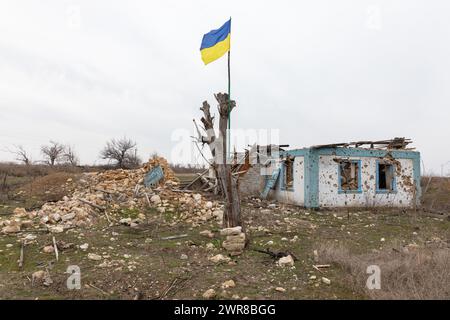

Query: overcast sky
left=1, top=0, right=449, bottom=174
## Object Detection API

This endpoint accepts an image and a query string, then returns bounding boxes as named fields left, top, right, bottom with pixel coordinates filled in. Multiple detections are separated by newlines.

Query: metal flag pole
left=227, top=49, right=231, bottom=160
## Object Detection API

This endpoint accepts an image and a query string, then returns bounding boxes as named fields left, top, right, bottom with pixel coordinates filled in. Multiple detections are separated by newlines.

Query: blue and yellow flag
left=200, top=19, right=231, bottom=65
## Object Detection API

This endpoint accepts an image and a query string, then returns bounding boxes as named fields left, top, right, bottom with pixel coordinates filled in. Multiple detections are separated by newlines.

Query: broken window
left=377, top=162, right=395, bottom=191
left=283, top=156, right=294, bottom=189
left=338, top=160, right=360, bottom=192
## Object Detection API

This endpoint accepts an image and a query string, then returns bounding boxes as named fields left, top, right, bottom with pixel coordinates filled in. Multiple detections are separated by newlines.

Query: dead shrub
left=317, top=242, right=450, bottom=299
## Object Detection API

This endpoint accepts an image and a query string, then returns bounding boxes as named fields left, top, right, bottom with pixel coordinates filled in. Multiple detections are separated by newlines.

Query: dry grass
left=421, top=176, right=450, bottom=213
left=317, top=242, right=450, bottom=299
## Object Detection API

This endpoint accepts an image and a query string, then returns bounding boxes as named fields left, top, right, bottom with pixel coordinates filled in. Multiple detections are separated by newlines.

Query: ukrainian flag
left=200, top=19, right=231, bottom=65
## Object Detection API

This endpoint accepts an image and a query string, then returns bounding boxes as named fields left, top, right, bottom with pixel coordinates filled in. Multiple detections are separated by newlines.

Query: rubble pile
left=1, top=157, right=223, bottom=235
left=221, top=226, right=246, bottom=256
left=142, top=156, right=178, bottom=184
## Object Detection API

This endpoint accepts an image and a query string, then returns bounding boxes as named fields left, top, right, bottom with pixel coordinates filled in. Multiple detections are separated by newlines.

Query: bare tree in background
left=41, top=141, right=65, bottom=166
left=100, top=137, right=140, bottom=168
left=7, top=145, right=32, bottom=165
left=196, top=93, right=241, bottom=228
left=63, top=145, right=79, bottom=166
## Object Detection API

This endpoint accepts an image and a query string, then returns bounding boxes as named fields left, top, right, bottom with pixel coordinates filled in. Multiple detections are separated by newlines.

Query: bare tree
left=196, top=93, right=241, bottom=228
left=100, top=137, right=140, bottom=168
left=8, top=145, right=32, bottom=165
left=41, top=141, right=65, bottom=166
left=63, top=145, right=79, bottom=166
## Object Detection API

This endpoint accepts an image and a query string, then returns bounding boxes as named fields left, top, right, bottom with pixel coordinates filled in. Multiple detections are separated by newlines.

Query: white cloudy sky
left=0, top=0, right=449, bottom=174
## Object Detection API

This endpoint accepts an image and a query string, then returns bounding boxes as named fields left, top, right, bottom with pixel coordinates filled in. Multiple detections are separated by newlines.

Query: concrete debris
left=1, top=225, right=21, bottom=234
left=0, top=156, right=223, bottom=234
left=220, top=226, right=242, bottom=236
left=88, top=253, right=102, bottom=261
left=202, top=288, right=216, bottom=299
left=221, top=227, right=246, bottom=256
left=200, top=230, right=214, bottom=238
left=32, top=270, right=46, bottom=283
left=43, top=245, right=55, bottom=253
left=277, top=255, right=294, bottom=267
left=208, top=254, right=231, bottom=264
left=150, top=195, right=161, bottom=204
left=221, top=279, right=236, bottom=289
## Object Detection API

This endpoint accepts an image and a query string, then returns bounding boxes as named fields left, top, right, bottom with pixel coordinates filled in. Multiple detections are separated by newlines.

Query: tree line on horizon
left=6, top=137, right=141, bottom=169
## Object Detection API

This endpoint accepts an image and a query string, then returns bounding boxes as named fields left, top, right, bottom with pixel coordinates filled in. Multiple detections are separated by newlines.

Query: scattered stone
left=209, top=254, right=231, bottom=264
left=79, top=243, right=89, bottom=251
left=205, top=201, right=213, bottom=209
left=13, top=207, right=27, bottom=216
left=220, top=226, right=242, bottom=236
left=150, top=195, right=161, bottom=204
left=180, top=254, right=188, bottom=260
left=48, top=226, right=64, bottom=233
left=313, top=250, right=319, bottom=262
left=2, top=225, right=21, bottom=234
left=32, top=270, right=46, bottom=281
left=321, top=277, right=331, bottom=285
left=24, top=234, right=37, bottom=241
left=43, top=245, right=55, bottom=253
left=277, top=255, right=294, bottom=267
left=61, top=213, right=76, bottom=221
left=88, top=253, right=102, bottom=261
left=222, top=230, right=246, bottom=256
left=202, top=288, right=216, bottom=299
left=200, top=230, right=214, bottom=238
left=221, top=280, right=236, bottom=289
left=309, top=275, right=317, bottom=280
left=119, top=218, right=132, bottom=225
left=275, top=287, right=286, bottom=292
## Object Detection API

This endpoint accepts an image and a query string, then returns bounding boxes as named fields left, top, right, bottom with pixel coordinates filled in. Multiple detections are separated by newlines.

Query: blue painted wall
left=279, top=147, right=421, bottom=208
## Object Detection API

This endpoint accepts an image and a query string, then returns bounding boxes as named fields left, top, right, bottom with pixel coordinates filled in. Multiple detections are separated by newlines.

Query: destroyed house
left=241, top=139, right=421, bottom=208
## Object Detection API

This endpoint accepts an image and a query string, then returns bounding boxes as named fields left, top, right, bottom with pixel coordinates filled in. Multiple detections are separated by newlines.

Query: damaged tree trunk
left=199, top=93, right=241, bottom=228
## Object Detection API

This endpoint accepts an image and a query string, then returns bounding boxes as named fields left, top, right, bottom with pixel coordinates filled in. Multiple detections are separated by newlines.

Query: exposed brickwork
left=238, top=164, right=266, bottom=196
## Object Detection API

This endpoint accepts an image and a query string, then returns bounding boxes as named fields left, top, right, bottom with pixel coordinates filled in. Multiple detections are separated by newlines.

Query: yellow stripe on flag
left=200, top=33, right=230, bottom=65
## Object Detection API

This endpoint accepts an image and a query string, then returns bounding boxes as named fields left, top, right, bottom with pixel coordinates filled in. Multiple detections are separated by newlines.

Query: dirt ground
left=0, top=171, right=449, bottom=300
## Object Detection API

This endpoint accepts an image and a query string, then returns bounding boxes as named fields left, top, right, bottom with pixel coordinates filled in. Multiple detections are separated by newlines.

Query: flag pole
left=227, top=49, right=231, bottom=159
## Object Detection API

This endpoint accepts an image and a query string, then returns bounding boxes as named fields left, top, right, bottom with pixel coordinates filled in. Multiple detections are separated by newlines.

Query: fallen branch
left=144, top=192, right=151, bottom=206
left=93, top=188, right=115, bottom=195
left=313, top=264, right=330, bottom=268
left=160, top=234, right=188, bottom=241
left=88, top=283, right=109, bottom=295
left=52, top=236, right=59, bottom=262
left=183, top=169, right=209, bottom=190
left=18, top=241, right=24, bottom=269
left=78, top=198, right=106, bottom=211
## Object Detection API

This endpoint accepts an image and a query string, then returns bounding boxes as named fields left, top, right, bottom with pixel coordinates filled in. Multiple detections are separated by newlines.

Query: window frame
left=375, top=160, right=397, bottom=194
left=338, top=159, right=362, bottom=194
left=281, top=156, right=295, bottom=191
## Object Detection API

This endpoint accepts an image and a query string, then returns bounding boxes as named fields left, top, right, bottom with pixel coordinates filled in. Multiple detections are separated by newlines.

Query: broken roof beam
left=312, top=138, right=412, bottom=150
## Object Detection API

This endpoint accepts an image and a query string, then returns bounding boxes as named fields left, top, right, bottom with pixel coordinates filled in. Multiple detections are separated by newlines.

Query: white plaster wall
left=318, top=155, right=415, bottom=207
left=272, top=156, right=305, bottom=205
